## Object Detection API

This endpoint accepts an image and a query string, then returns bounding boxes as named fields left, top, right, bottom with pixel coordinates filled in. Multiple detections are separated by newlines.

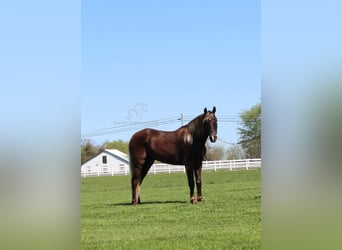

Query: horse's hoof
left=197, top=196, right=204, bottom=202
left=190, top=197, right=197, bottom=204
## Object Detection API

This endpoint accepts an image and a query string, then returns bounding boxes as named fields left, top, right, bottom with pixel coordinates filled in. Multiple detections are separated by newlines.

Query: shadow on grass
left=108, top=200, right=188, bottom=206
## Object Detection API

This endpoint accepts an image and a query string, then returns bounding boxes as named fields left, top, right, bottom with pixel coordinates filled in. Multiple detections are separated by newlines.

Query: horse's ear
left=204, top=108, right=208, bottom=114
left=212, top=106, right=216, bottom=113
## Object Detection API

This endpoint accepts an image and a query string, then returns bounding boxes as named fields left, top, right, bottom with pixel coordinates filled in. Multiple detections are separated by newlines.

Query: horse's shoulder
left=177, top=127, right=193, bottom=145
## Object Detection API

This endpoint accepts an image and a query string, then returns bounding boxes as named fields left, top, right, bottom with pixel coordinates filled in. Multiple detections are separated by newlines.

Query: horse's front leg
left=195, top=167, right=204, bottom=202
left=185, top=166, right=196, bottom=204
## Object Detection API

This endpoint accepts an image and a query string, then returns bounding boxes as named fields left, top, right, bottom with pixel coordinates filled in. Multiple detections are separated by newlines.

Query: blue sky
left=82, top=1, right=260, bottom=146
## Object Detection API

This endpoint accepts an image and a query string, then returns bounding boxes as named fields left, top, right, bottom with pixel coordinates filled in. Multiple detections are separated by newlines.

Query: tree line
left=81, top=103, right=261, bottom=164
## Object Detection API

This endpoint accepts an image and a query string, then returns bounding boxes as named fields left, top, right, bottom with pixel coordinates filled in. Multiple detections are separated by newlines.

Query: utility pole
left=179, top=113, right=184, bottom=126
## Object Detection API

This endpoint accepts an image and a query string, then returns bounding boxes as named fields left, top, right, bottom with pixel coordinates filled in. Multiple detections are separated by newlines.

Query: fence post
left=246, top=159, right=249, bottom=170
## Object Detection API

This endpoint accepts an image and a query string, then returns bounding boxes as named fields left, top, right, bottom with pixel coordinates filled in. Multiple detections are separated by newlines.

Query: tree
left=81, top=139, right=102, bottom=164
left=226, top=144, right=245, bottom=160
left=237, top=103, right=261, bottom=158
left=103, top=139, right=129, bottom=154
left=205, top=142, right=225, bottom=160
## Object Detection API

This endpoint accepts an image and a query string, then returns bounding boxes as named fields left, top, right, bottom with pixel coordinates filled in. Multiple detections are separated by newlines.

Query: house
left=81, top=149, right=130, bottom=177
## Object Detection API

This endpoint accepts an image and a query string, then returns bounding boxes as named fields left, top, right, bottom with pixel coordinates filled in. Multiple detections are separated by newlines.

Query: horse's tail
left=129, top=148, right=134, bottom=173
left=128, top=136, right=137, bottom=173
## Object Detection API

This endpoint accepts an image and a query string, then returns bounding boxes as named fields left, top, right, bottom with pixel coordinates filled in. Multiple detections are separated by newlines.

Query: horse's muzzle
left=209, top=135, right=217, bottom=143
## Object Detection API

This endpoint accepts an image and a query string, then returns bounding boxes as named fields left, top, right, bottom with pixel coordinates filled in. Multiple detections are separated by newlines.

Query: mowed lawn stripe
left=82, top=170, right=260, bottom=249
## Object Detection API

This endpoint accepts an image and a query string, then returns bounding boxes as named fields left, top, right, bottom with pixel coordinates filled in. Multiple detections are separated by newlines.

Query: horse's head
left=203, top=106, right=217, bottom=143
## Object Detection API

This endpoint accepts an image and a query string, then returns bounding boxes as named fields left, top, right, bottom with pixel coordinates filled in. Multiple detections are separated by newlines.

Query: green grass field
left=81, top=170, right=261, bottom=249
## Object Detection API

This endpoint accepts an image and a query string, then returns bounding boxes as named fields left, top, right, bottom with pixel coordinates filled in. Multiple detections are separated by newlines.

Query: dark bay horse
left=129, top=107, right=217, bottom=205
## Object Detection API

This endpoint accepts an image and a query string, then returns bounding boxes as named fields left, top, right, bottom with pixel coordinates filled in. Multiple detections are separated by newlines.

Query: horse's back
left=129, top=128, right=176, bottom=146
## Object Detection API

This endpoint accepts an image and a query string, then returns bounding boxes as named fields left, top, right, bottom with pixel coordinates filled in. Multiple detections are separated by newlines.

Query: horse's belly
left=153, top=151, right=184, bottom=166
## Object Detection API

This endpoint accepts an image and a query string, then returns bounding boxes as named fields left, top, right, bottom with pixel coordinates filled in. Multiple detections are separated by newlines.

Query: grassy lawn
left=81, top=170, right=261, bottom=249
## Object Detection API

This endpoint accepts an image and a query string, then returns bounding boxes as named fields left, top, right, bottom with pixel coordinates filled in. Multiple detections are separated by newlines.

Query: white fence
left=81, top=159, right=261, bottom=177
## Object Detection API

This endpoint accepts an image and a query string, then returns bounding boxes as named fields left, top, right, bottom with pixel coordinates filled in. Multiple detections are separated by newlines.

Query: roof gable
left=104, top=149, right=129, bottom=163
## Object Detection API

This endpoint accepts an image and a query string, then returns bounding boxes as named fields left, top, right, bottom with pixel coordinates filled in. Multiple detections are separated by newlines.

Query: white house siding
left=81, top=149, right=129, bottom=177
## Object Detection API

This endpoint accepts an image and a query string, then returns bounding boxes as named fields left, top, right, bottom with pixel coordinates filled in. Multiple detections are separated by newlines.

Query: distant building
left=81, top=149, right=129, bottom=177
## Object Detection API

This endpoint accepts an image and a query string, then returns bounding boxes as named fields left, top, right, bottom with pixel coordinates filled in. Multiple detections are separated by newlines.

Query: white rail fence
left=81, top=159, right=261, bottom=177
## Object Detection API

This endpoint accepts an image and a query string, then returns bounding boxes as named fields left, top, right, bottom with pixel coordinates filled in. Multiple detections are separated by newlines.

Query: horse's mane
left=185, top=114, right=206, bottom=140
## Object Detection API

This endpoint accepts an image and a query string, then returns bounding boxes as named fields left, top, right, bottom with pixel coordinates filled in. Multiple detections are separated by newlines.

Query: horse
left=129, top=107, right=217, bottom=205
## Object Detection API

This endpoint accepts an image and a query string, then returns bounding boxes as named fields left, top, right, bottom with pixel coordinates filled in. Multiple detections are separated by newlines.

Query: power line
left=217, top=137, right=236, bottom=145
left=82, top=115, right=258, bottom=138
left=82, top=117, right=179, bottom=138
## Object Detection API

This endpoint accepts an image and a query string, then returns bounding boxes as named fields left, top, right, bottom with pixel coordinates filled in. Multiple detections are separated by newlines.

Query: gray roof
left=103, top=149, right=129, bottom=163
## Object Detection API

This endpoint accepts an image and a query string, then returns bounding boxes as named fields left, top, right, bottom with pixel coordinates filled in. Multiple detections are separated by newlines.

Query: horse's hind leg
left=131, top=157, right=154, bottom=205
left=131, top=174, right=141, bottom=205
left=137, top=158, right=154, bottom=204
left=140, top=158, right=154, bottom=184
left=131, top=164, right=142, bottom=205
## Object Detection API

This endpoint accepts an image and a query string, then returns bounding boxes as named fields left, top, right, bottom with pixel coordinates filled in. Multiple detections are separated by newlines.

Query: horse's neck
left=188, top=116, right=208, bottom=143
